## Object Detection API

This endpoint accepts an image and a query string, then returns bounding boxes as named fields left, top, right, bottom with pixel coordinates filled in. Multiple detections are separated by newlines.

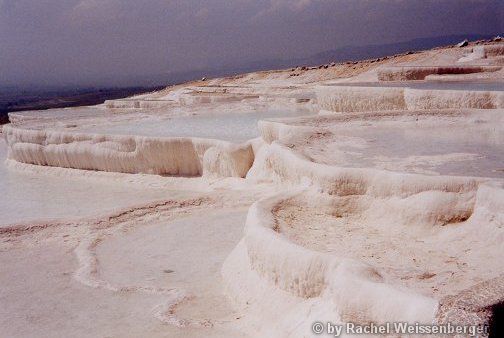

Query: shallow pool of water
left=334, top=124, right=504, bottom=178
left=78, top=110, right=313, bottom=142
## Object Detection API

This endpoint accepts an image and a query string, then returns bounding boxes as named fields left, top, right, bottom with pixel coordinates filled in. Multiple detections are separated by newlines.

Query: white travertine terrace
left=1, top=41, right=504, bottom=337
left=3, top=125, right=255, bottom=177
left=317, top=85, right=504, bottom=112
left=377, top=65, right=502, bottom=81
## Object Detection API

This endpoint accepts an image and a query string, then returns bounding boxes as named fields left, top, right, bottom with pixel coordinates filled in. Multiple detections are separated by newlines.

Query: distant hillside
left=156, top=33, right=500, bottom=83
left=300, top=34, right=499, bottom=66
left=0, top=86, right=162, bottom=125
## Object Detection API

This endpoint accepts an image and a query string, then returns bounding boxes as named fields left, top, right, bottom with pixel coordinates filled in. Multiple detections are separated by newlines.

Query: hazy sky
left=0, top=0, right=502, bottom=88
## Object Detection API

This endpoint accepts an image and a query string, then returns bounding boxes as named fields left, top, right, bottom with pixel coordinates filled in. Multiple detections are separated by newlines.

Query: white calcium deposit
left=1, top=41, right=503, bottom=338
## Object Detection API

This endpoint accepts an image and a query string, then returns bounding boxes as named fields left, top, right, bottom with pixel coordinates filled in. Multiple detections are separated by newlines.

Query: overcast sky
left=0, top=0, right=502, bottom=88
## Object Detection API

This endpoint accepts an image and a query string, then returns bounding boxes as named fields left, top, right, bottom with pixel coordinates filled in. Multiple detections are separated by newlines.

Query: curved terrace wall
left=3, top=125, right=255, bottom=178
left=224, top=179, right=503, bottom=334
left=224, top=189, right=439, bottom=330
